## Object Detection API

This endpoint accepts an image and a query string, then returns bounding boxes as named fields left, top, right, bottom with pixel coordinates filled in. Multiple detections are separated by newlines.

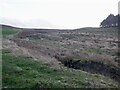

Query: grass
left=2, top=52, right=85, bottom=88
left=86, top=48, right=111, bottom=55
left=2, top=49, right=118, bottom=88
left=2, top=26, right=119, bottom=88
left=2, top=27, right=19, bottom=37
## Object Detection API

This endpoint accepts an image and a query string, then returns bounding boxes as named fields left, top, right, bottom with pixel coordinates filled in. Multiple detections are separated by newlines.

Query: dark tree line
left=100, top=14, right=119, bottom=28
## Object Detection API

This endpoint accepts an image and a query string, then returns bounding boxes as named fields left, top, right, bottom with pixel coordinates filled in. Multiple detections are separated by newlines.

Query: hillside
left=100, top=14, right=119, bottom=28
left=2, top=25, right=120, bottom=88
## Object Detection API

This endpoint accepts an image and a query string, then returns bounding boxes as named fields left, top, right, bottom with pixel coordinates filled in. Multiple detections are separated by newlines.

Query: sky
left=0, top=0, right=119, bottom=29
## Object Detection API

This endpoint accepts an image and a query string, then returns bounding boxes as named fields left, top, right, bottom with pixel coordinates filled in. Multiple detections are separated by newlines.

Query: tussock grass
left=2, top=50, right=118, bottom=88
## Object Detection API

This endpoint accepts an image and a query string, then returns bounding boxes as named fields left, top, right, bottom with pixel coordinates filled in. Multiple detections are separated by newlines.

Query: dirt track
left=2, top=39, right=64, bottom=70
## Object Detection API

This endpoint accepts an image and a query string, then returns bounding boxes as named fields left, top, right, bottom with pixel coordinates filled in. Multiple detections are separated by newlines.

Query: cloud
left=0, top=0, right=119, bottom=29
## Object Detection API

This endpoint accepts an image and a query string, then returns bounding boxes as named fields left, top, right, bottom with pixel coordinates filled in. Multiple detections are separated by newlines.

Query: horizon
left=0, top=0, right=119, bottom=29
left=1, top=23, right=101, bottom=30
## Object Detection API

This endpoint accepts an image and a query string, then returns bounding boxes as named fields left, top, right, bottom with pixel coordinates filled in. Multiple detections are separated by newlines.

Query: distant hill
left=100, top=14, right=119, bottom=28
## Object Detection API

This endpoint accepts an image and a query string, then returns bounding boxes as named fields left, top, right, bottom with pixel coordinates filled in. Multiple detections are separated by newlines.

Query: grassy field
left=2, top=26, right=20, bottom=37
left=2, top=28, right=18, bottom=36
left=2, top=49, right=118, bottom=88
left=2, top=25, right=119, bottom=88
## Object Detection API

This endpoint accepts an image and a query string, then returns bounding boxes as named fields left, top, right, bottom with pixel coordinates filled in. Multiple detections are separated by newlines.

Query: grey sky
left=0, top=0, right=119, bottom=29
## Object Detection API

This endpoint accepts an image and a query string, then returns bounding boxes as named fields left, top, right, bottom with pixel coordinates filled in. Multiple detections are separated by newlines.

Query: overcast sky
left=0, top=0, right=119, bottom=29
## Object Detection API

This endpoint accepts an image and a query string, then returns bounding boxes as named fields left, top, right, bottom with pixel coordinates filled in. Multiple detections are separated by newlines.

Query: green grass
left=2, top=28, right=19, bottom=36
left=2, top=53, right=85, bottom=88
left=2, top=26, right=119, bottom=88
left=2, top=50, right=118, bottom=88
